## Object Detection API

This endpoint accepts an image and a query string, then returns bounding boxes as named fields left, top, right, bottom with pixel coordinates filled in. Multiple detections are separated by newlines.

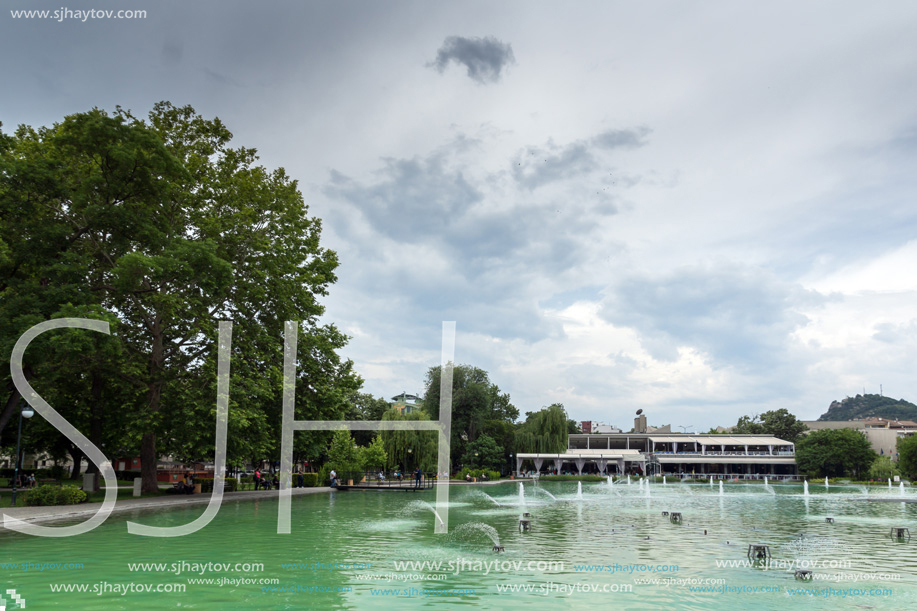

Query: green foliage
left=379, top=409, right=438, bottom=472
left=196, top=477, right=238, bottom=493
left=796, top=429, right=876, bottom=478
left=361, top=436, right=387, bottom=471
left=515, top=404, right=569, bottom=454
left=423, top=364, right=518, bottom=472
left=457, top=468, right=500, bottom=481
left=867, top=455, right=900, bottom=480
left=898, top=435, right=917, bottom=479
left=301, top=472, right=318, bottom=487
left=318, top=464, right=331, bottom=486
left=327, top=430, right=363, bottom=475
left=461, top=434, right=504, bottom=472
left=24, top=484, right=87, bottom=506
left=732, top=409, right=808, bottom=443
left=0, top=104, right=360, bottom=493
left=818, top=394, right=917, bottom=421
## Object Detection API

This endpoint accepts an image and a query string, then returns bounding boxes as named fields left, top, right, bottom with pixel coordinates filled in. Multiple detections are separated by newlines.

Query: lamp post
left=474, top=452, right=479, bottom=470
left=510, top=453, right=514, bottom=477
left=11, top=403, right=35, bottom=507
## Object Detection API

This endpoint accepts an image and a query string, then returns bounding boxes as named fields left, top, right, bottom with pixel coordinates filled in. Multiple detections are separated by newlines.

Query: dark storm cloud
left=428, top=36, right=516, bottom=84
left=600, top=265, right=824, bottom=368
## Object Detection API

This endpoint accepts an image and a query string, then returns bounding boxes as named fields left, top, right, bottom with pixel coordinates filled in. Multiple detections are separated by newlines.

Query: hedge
left=196, top=478, right=238, bottom=493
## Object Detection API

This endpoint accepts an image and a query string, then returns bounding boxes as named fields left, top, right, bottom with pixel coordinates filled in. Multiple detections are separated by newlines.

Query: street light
left=11, top=403, right=35, bottom=507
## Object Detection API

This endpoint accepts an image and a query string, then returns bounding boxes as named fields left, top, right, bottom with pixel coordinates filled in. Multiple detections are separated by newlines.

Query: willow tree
left=515, top=403, right=569, bottom=454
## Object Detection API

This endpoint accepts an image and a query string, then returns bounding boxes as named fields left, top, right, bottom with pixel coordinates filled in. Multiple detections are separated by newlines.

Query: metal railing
left=336, top=471, right=435, bottom=490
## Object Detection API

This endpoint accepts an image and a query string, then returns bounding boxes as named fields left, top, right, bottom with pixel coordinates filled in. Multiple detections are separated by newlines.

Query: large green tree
left=1, top=104, right=360, bottom=491
left=515, top=403, right=570, bottom=454
left=795, top=429, right=875, bottom=478
left=423, top=364, right=518, bottom=472
left=732, top=408, right=808, bottom=443
left=898, top=435, right=917, bottom=479
left=379, top=409, right=437, bottom=472
left=462, top=433, right=503, bottom=472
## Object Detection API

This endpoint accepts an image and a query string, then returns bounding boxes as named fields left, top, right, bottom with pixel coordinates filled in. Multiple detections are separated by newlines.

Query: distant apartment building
left=391, top=392, right=423, bottom=415
left=581, top=421, right=622, bottom=434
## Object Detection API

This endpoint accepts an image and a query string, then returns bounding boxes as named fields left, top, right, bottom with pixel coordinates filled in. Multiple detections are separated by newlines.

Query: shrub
left=24, top=484, right=87, bottom=506
left=58, top=486, right=88, bottom=504
left=196, top=477, right=238, bottom=493
left=457, top=468, right=500, bottom=481
left=301, top=473, right=319, bottom=488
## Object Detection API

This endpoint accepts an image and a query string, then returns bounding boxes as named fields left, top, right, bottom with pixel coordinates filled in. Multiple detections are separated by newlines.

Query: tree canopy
left=515, top=403, right=570, bottom=454
left=795, top=429, right=875, bottom=478
left=732, top=408, right=808, bottom=443
left=0, top=104, right=360, bottom=490
left=423, top=364, right=518, bottom=472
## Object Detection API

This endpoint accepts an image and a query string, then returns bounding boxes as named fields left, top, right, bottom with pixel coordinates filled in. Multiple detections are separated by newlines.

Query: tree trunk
left=0, top=368, right=30, bottom=439
left=68, top=444, right=84, bottom=480
left=81, top=372, right=105, bottom=491
left=141, top=316, right=164, bottom=493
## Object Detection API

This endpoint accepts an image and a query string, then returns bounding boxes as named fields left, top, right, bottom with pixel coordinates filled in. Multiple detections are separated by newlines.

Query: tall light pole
left=11, top=403, right=35, bottom=507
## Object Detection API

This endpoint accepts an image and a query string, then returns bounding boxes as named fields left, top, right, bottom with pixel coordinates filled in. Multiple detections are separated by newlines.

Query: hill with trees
left=817, top=394, right=917, bottom=421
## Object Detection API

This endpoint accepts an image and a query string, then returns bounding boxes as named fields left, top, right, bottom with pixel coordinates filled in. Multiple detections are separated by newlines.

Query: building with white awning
left=515, top=433, right=796, bottom=478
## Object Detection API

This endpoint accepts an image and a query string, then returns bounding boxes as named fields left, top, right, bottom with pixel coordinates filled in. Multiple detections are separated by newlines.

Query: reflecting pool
left=3, top=480, right=917, bottom=610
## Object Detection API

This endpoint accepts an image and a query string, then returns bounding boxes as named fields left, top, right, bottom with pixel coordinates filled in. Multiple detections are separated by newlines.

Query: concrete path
left=0, top=478, right=527, bottom=529
left=0, top=487, right=332, bottom=528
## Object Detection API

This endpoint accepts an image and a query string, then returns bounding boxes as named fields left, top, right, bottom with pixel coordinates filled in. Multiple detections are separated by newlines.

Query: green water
left=3, top=481, right=917, bottom=610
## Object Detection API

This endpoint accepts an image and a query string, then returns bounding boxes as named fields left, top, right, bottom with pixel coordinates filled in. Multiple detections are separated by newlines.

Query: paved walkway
left=0, top=478, right=527, bottom=529
left=1, top=487, right=332, bottom=528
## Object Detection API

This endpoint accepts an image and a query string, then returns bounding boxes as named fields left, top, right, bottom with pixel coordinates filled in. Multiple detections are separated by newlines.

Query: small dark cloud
left=593, top=127, right=651, bottom=150
left=428, top=36, right=515, bottom=84
left=161, top=40, right=183, bottom=67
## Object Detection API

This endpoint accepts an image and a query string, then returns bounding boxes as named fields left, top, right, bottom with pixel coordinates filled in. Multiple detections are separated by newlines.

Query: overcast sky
left=4, top=1, right=917, bottom=430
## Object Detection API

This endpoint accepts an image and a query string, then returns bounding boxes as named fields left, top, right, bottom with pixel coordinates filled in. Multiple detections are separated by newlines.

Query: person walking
left=296, top=466, right=304, bottom=488
left=330, top=469, right=338, bottom=488
left=414, top=467, right=422, bottom=489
